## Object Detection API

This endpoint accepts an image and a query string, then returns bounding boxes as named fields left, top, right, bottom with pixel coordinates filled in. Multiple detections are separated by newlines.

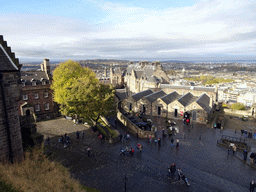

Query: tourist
left=87, top=147, right=91, bottom=157
left=171, top=138, right=174, bottom=147
left=233, top=144, right=237, bottom=155
left=176, top=139, right=179, bottom=149
left=177, top=168, right=182, bottom=182
left=243, top=149, right=248, bottom=161
left=250, top=152, right=255, bottom=164
left=170, top=163, right=176, bottom=179
left=76, top=130, right=80, bottom=139
left=158, top=138, right=161, bottom=146
left=250, top=180, right=255, bottom=192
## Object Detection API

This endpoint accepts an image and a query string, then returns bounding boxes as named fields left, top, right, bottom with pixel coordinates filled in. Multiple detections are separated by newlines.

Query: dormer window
left=42, top=81, right=46, bottom=85
left=32, top=81, right=36, bottom=86
left=22, top=82, right=26, bottom=87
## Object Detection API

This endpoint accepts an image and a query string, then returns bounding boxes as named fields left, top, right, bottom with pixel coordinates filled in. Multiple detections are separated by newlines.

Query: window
left=22, top=94, right=28, bottom=100
left=193, top=105, right=196, bottom=109
left=34, top=93, right=39, bottom=99
left=35, top=104, right=40, bottom=112
left=22, top=82, right=26, bottom=87
left=42, top=81, right=46, bottom=85
left=44, top=92, right=48, bottom=98
left=32, top=81, right=36, bottom=86
left=45, top=103, right=49, bottom=110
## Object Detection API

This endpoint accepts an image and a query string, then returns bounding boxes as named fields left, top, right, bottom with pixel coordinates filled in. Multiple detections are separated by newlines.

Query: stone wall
left=117, top=111, right=155, bottom=139
left=224, top=109, right=252, bottom=117
left=0, top=71, right=24, bottom=163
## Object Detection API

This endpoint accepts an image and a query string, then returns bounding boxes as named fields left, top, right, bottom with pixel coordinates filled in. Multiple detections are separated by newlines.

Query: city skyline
left=1, top=0, right=256, bottom=62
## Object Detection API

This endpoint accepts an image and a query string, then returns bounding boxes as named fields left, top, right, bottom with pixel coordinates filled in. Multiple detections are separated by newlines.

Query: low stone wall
left=117, top=111, right=155, bottom=139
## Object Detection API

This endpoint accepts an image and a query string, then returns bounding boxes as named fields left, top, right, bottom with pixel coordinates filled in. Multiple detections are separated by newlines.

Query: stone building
left=18, top=59, right=57, bottom=120
left=0, top=35, right=24, bottom=163
left=123, top=61, right=169, bottom=94
left=122, top=89, right=214, bottom=124
left=110, top=65, right=123, bottom=86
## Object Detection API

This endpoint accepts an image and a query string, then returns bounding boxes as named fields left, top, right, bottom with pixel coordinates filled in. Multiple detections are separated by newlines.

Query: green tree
left=231, top=103, right=246, bottom=110
left=51, top=60, right=116, bottom=123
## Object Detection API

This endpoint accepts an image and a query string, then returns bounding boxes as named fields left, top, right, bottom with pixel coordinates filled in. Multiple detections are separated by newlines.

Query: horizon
left=1, top=0, right=256, bottom=62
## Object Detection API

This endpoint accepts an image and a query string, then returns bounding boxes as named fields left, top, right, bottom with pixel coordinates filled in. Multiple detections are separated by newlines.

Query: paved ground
left=37, top=116, right=256, bottom=192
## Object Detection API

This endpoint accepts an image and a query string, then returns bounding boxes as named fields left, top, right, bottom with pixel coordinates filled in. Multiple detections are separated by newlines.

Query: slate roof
left=131, top=89, right=153, bottom=101
left=144, top=90, right=166, bottom=103
left=148, top=75, right=159, bottom=83
left=125, top=63, right=156, bottom=80
left=160, top=91, right=181, bottom=104
left=113, top=67, right=122, bottom=74
left=160, top=84, right=215, bottom=92
left=196, top=93, right=211, bottom=113
left=178, top=92, right=198, bottom=106
left=115, top=89, right=127, bottom=101
left=134, top=70, right=144, bottom=79
left=21, top=71, right=50, bottom=86
left=0, top=44, right=18, bottom=71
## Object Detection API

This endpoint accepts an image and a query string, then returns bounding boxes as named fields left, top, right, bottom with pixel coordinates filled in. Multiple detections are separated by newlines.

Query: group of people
left=241, top=129, right=254, bottom=138
left=120, top=146, right=135, bottom=156
left=227, top=143, right=237, bottom=155
left=119, top=133, right=130, bottom=141
left=58, top=131, right=84, bottom=147
left=168, top=163, right=190, bottom=186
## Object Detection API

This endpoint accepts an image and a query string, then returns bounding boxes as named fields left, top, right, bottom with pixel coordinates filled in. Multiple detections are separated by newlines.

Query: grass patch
left=80, top=185, right=100, bottom=192
left=0, top=179, right=18, bottom=192
left=0, top=147, right=97, bottom=192
left=98, top=119, right=116, bottom=137
left=96, top=124, right=108, bottom=139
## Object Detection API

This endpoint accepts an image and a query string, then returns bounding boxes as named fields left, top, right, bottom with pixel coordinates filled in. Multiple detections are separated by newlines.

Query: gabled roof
left=196, top=93, right=211, bottom=113
left=131, top=89, right=153, bottom=101
left=178, top=92, right=198, bottom=106
left=115, top=89, right=127, bottom=101
left=0, top=44, right=18, bottom=71
left=134, top=70, right=143, bottom=79
left=21, top=71, right=50, bottom=85
left=160, top=91, right=181, bottom=104
left=0, top=35, right=20, bottom=71
left=147, top=75, right=159, bottom=83
left=144, top=90, right=166, bottom=103
left=160, top=84, right=215, bottom=92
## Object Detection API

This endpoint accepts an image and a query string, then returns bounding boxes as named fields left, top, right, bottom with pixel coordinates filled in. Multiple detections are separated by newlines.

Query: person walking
left=243, top=149, right=248, bottom=161
left=250, top=152, right=255, bottom=164
left=177, top=168, right=182, bottom=182
left=158, top=138, right=161, bottom=146
left=176, top=139, right=179, bottom=150
left=76, top=130, right=80, bottom=139
left=233, top=144, right=237, bottom=155
left=227, top=146, right=231, bottom=155
left=81, top=131, right=84, bottom=139
left=171, top=138, right=174, bottom=147
left=170, top=163, right=176, bottom=179
left=87, top=147, right=91, bottom=157
left=250, top=180, right=255, bottom=192
left=136, top=132, right=139, bottom=140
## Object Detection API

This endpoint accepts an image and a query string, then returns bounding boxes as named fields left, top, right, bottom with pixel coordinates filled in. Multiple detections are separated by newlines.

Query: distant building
left=18, top=59, right=57, bottom=120
left=123, top=61, right=170, bottom=94
left=0, top=35, right=24, bottom=163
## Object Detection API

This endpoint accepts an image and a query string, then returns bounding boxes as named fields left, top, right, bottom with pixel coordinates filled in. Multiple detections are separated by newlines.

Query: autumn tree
left=51, top=60, right=116, bottom=124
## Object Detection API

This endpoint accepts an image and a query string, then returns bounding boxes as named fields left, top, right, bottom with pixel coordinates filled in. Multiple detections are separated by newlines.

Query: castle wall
left=0, top=71, right=24, bottom=163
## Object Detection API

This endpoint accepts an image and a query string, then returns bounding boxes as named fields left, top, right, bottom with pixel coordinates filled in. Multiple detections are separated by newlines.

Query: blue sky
left=1, top=0, right=256, bottom=62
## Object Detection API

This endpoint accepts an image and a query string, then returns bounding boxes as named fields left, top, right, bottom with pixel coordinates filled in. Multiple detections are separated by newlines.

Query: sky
left=1, top=0, right=256, bottom=62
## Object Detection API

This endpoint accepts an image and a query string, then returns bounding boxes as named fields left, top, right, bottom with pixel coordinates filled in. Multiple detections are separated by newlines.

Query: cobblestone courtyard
left=37, top=117, right=256, bottom=192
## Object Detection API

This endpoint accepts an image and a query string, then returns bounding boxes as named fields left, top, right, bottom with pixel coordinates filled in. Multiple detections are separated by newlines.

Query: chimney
left=42, top=58, right=51, bottom=80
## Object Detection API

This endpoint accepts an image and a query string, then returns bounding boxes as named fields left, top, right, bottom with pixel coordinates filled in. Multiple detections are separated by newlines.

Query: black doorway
left=174, top=109, right=178, bottom=117
left=26, top=109, right=30, bottom=116
left=157, top=106, right=161, bottom=116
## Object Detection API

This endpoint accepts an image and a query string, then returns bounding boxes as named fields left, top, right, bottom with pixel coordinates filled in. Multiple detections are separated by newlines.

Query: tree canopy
left=184, top=75, right=234, bottom=85
left=51, top=60, right=116, bottom=123
left=231, top=102, right=246, bottom=110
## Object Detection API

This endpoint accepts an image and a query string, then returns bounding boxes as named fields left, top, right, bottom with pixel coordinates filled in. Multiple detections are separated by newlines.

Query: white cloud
left=1, top=0, right=256, bottom=62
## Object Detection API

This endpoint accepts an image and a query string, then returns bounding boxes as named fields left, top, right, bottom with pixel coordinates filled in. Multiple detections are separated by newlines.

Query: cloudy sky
left=1, top=0, right=256, bottom=62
